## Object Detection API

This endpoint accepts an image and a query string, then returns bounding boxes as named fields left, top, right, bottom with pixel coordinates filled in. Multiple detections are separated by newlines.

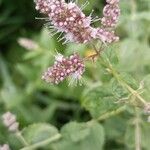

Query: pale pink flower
left=97, top=28, right=119, bottom=43
left=101, top=3, right=120, bottom=28
left=35, top=0, right=120, bottom=44
left=2, top=112, right=19, bottom=132
left=42, top=53, right=85, bottom=84
left=0, top=144, right=10, bottom=150
left=35, top=0, right=96, bottom=43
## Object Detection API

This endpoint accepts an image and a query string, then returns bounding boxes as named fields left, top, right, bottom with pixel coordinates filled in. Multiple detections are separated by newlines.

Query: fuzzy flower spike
left=35, top=0, right=97, bottom=43
left=96, top=0, right=120, bottom=43
left=35, top=0, right=120, bottom=44
left=42, top=53, right=85, bottom=84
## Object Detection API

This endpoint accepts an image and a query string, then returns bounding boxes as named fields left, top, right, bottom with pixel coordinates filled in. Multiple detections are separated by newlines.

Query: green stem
left=16, top=131, right=29, bottom=146
left=134, top=108, right=141, bottom=150
left=107, top=63, right=146, bottom=107
left=20, top=133, right=61, bottom=150
left=131, top=0, right=137, bottom=17
left=90, top=43, right=147, bottom=108
left=97, top=106, right=126, bottom=121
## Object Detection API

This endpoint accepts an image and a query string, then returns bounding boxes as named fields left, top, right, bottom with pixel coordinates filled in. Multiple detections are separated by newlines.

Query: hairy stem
left=135, top=108, right=141, bottom=150
left=106, top=62, right=146, bottom=107
left=16, top=131, right=29, bottom=146
left=20, top=133, right=61, bottom=150
left=97, top=106, right=126, bottom=121
left=91, top=43, right=147, bottom=108
left=131, top=0, right=137, bottom=16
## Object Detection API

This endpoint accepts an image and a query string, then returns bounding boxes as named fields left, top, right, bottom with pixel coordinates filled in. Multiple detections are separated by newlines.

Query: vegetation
left=0, top=0, right=150, bottom=149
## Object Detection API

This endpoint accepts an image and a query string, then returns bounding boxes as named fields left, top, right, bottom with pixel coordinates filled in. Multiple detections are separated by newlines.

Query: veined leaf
left=22, top=123, right=59, bottom=144
left=51, top=121, right=105, bottom=150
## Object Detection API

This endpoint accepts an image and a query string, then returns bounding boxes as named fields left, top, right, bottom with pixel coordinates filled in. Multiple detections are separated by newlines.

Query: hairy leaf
left=81, top=84, right=120, bottom=118
left=22, top=123, right=59, bottom=144
left=51, top=121, right=105, bottom=150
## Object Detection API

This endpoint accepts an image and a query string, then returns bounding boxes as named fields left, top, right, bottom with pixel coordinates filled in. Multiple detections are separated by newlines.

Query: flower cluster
left=2, top=112, right=19, bottom=132
left=35, top=0, right=96, bottom=43
left=35, top=0, right=120, bottom=44
left=96, top=0, right=120, bottom=43
left=0, top=144, right=10, bottom=150
left=97, top=28, right=119, bottom=43
left=42, top=53, right=85, bottom=84
left=35, top=0, right=121, bottom=85
left=101, top=0, right=120, bottom=28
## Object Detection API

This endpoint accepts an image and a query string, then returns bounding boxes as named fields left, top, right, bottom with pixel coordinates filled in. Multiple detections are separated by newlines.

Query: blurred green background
left=0, top=0, right=150, bottom=149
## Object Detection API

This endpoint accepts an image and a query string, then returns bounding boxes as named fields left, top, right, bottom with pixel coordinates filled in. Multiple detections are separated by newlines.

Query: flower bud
left=0, top=144, right=10, bottom=150
left=2, top=112, right=19, bottom=132
left=144, top=103, right=150, bottom=114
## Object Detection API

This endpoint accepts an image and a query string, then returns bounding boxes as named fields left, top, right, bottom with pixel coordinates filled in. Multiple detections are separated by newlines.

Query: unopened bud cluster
left=35, top=0, right=120, bottom=44
left=18, top=38, right=39, bottom=50
left=42, top=53, right=85, bottom=84
left=2, top=112, right=19, bottom=132
left=0, top=144, right=10, bottom=150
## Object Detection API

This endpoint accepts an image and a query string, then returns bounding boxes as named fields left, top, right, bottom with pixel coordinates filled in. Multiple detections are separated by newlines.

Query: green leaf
left=142, top=123, right=150, bottom=150
left=120, top=73, right=139, bottom=89
left=61, top=122, right=90, bottom=142
left=119, top=39, right=150, bottom=73
left=1, top=86, right=25, bottom=108
left=101, top=47, right=119, bottom=65
left=22, top=123, right=59, bottom=144
left=52, top=121, right=105, bottom=150
left=142, top=74, right=150, bottom=100
left=81, top=84, right=120, bottom=118
left=111, top=78, right=128, bottom=99
left=135, top=11, right=150, bottom=21
left=104, top=116, right=127, bottom=140
left=23, top=51, right=42, bottom=60
left=109, top=72, right=139, bottom=101
left=39, top=28, right=56, bottom=50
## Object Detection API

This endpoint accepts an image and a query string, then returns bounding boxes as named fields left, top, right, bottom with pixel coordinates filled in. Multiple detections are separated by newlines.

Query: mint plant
left=36, top=0, right=120, bottom=84
left=0, top=0, right=150, bottom=150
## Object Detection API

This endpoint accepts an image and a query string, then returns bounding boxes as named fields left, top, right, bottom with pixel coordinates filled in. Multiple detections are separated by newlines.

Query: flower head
left=101, top=2, right=120, bottom=28
left=2, top=112, right=19, bottom=132
left=35, top=0, right=120, bottom=44
left=106, top=0, right=120, bottom=4
left=97, top=28, right=119, bottom=43
left=0, top=144, right=10, bottom=150
left=35, top=0, right=97, bottom=43
left=96, top=0, right=120, bottom=43
left=42, top=53, right=85, bottom=84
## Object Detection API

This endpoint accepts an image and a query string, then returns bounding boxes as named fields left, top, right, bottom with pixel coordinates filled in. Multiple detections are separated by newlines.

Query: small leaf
left=1, top=86, right=25, bottom=108
left=61, top=122, right=90, bottom=142
left=104, top=116, right=127, bottom=140
left=135, top=11, right=150, bottom=21
left=111, top=78, right=128, bottom=99
left=102, top=47, right=119, bottom=65
left=81, top=85, right=120, bottom=118
left=120, top=73, right=139, bottom=90
left=52, top=121, right=105, bottom=150
left=22, top=123, right=59, bottom=144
